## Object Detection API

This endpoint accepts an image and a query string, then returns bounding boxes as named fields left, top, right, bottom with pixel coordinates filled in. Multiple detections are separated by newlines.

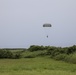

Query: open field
left=0, top=57, right=76, bottom=75
left=0, top=45, right=76, bottom=75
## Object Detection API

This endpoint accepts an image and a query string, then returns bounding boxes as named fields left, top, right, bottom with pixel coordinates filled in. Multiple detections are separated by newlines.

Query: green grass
left=0, top=57, right=76, bottom=75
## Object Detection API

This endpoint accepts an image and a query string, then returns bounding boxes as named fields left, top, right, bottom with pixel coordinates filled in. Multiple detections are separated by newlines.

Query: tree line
left=0, top=45, right=76, bottom=64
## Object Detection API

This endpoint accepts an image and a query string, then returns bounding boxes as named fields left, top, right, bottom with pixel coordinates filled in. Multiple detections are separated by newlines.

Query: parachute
left=43, top=23, right=52, bottom=27
left=43, top=23, right=52, bottom=38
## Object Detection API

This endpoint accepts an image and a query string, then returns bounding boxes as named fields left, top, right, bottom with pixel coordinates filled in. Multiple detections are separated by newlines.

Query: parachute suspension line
left=43, top=23, right=52, bottom=38
left=43, top=27, right=48, bottom=38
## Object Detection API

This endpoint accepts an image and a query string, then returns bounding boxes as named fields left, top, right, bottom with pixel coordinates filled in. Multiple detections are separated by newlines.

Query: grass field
left=0, top=57, right=76, bottom=75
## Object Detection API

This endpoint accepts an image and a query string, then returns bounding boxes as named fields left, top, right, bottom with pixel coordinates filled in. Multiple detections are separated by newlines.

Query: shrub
left=65, top=53, right=76, bottom=64
left=0, top=50, right=22, bottom=59
left=4, top=50, right=13, bottom=58
left=66, top=45, right=76, bottom=54
left=28, top=45, right=45, bottom=52
left=53, top=54, right=67, bottom=61
left=0, top=50, right=13, bottom=58
left=47, top=46, right=57, bottom=55
left=14, top=53, right=21, bottom=59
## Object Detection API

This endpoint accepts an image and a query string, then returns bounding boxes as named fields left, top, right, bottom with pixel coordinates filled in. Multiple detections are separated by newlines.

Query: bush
left=28, top=45, right=45, bottom=52
left=47, top=46, right=57, bottom=55
left=47, top=47, right=64, bottom=57
left=53, top=54, right=67, bottom=61
left=65, top=53, right=76, bottom=64
left=0, top=50, right=13, bottom=58
left=0, top=50, right=22, bottom=59
left=67, top=45, right=76, bottom=54
left=13, top=53, right=21, bottom=59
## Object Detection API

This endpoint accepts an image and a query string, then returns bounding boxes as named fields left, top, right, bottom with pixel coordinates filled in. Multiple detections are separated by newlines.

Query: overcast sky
left=0, top=0, right=76, bottom=48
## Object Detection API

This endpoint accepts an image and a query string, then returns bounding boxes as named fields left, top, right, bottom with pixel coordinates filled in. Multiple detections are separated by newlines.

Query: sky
left=0, top=0, right=76, bottom=48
